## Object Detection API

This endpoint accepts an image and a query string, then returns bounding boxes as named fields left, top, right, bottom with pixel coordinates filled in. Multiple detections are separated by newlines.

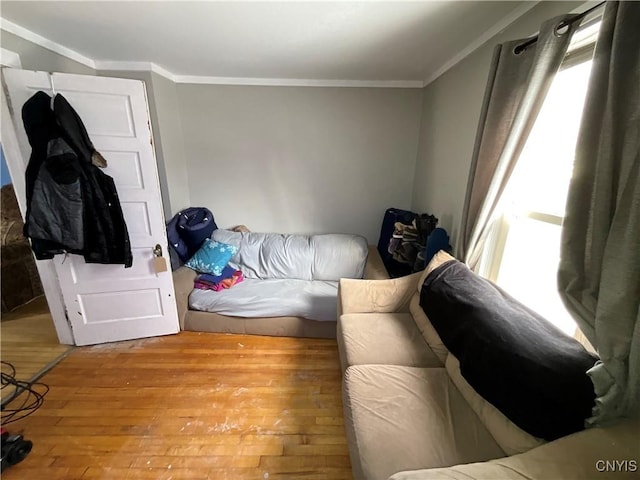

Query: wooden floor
left=1, top=296, right=73, bottom=403
left=2, top=331, right=353, bottom=480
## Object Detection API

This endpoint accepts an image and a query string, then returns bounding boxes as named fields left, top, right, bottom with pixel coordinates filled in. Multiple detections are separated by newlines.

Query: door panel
left=100, top=151, right=144, bottom=189
left=67, top=248, right=156, bottom=284
left=4, top=70, right=179, bottom=346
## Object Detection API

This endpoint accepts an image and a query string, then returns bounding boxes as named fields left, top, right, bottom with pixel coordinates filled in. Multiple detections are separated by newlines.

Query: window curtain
left=558, top=1, right=640, bottom=426
left=459, top=14, right=579, bottom=268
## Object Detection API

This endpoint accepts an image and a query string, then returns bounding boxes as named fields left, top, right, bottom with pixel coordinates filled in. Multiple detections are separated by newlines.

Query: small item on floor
left=1, top=361, right=49, bottom=427
left=0, top=428, right=32, bottom=472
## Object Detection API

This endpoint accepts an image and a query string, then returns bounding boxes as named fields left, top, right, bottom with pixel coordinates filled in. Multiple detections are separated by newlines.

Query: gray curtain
left=558, top=1, right=640, bottom=426
left=460, top=15, right=578, bottom=268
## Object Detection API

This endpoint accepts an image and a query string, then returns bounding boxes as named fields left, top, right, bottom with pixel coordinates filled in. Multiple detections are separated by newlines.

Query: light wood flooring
left=2, top=331, right=354, bottom=480
left=1, top=296, right=73, bottom=403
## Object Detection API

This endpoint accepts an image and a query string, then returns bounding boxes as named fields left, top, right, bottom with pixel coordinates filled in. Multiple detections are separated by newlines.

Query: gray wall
left=1, top=30, right=95, bottom=75
left=411, top=1, right=582, bottom=248
left=177, top=85, right=423, bottom=243
left=148, top=72, right=190, bottom=216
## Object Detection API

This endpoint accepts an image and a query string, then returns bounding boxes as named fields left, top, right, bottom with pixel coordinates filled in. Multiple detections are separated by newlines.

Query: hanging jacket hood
left=54, top=94, right=108, bottom=168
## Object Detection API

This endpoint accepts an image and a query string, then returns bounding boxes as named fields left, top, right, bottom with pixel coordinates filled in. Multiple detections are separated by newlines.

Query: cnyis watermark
left=595, top=460, right=638, bottom=472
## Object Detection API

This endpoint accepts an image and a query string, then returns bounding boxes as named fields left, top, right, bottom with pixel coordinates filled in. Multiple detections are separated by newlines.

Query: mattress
left=188, top=277, right=339, bottom=321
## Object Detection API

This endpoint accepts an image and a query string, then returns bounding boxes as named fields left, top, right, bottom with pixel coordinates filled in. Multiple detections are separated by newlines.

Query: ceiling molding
left=0, top=48, right=21, bottom=68
left=422, top=1, right=539, bottom=87
left=1, top=17, right=96, bottom=69
left=95, top=61, right=177, bottom=81
left=2, top=3, right=539, bottom=90
left=95, top=61, right=423, bottom=88
left=173, top=76, right=424, bottom=88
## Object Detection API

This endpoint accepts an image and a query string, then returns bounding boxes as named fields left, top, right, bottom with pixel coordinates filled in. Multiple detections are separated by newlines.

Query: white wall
left=177, top=84, right=423, bottom=243
left=411, top=1, right=583, bottom=247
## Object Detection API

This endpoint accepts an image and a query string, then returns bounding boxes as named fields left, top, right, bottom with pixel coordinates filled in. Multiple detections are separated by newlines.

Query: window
left=477, top=20, right=601, bottom=337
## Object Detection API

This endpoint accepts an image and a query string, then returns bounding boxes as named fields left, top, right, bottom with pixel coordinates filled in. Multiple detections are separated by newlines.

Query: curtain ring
left=555, top=21, right=571, bottom=37
left=513, top=44, right=526, bottom=55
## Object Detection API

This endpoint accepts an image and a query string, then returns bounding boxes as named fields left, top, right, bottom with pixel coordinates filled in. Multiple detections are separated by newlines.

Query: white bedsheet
left=189, top=278, right=339, bottom=321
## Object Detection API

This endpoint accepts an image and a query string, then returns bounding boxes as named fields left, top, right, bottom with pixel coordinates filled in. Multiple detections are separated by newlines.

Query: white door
left=3, top=69, right=179, bottom=346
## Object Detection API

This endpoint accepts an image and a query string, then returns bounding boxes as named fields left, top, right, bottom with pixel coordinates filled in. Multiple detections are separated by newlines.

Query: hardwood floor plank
left=1, top=331, right=353, bottom=479
left=9, top=467, right=88, bottom=480
left=1, top=296, right=73, bottom=402
left=81, top=467, right=262, bottom=480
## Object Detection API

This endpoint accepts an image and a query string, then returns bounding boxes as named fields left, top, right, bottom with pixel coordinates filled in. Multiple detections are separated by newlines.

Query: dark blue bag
left=167, top=207, right=217, bottom=263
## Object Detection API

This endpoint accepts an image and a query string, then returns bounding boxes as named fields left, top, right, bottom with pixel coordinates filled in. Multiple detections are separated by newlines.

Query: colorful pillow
left=185, top=239, right=237, bottom=275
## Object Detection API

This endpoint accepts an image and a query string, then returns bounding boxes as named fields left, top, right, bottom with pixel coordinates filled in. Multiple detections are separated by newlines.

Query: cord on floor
left=1, top=361, right=49, bottom=426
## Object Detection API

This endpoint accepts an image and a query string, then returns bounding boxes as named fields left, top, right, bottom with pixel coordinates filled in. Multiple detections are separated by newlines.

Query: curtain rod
left=515, top=1, right=606, bottom=54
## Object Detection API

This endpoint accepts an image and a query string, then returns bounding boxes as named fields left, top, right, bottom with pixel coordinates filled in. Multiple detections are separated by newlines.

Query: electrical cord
left=1, top=361, right=49, bottom=426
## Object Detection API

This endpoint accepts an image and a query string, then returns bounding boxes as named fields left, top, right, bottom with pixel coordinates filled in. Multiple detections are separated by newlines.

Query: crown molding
left=95, top=62, right=423, bottom=88
left=0, top=48, right=21, bottom=68
left=173, top=76, right=424, bottom=88
left=94, top=60, right=177, bottom=81
left=1, top=17, right=96, bottom=69
left=422, top=1, right=539, bottom=87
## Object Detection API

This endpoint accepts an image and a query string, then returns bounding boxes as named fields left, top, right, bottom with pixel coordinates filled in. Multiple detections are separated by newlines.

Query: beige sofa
left=173, top=246, right=389, bottom=338
left=337, top=251, right=639, bottom=480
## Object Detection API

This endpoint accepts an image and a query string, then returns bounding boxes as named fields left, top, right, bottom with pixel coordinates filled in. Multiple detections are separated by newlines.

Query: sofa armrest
left=338, top=271, right=422, bottom=316
left=388, top=419, right=640, bottom=480
left=364, top=246, right=389, bottom=280
left=172, top=266, right=196, bottom=330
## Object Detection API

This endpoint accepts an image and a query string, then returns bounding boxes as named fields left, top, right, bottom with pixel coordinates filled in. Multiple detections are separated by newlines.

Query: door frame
left=0, top=79, right=75, bottom=345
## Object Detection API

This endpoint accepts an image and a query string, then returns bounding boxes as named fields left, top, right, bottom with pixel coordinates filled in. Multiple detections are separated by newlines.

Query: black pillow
left=420, top=260, right=597, bottom=441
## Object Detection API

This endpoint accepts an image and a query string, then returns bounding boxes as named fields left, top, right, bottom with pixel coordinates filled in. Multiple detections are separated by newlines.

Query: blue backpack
left=166, top=207, right=217, bottom=263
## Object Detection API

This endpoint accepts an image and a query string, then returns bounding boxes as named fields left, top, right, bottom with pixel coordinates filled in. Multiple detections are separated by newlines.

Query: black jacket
left=22, top=91, right=132, bottom=268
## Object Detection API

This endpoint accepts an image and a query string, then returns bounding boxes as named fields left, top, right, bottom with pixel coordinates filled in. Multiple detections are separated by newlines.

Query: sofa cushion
left=343, top=365, right=504, bottom=480
left=388, top=418, right=640, bottom=480
left=337, top=313, right=441, bottom=372
left=338, top=272, right=422, bottom=316
left=420, top=260, right=597, bottom=441
left=445, top=354, right=545, bottom=455
left=189, top=278, right=339, bottom=321
left=212, top=230, right=368, bottom=281
left=409, top=294, right=448, bottom=364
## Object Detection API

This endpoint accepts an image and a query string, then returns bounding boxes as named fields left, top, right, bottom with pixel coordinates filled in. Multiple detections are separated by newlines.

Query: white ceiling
left=1, top=1, right=531, bottom=85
